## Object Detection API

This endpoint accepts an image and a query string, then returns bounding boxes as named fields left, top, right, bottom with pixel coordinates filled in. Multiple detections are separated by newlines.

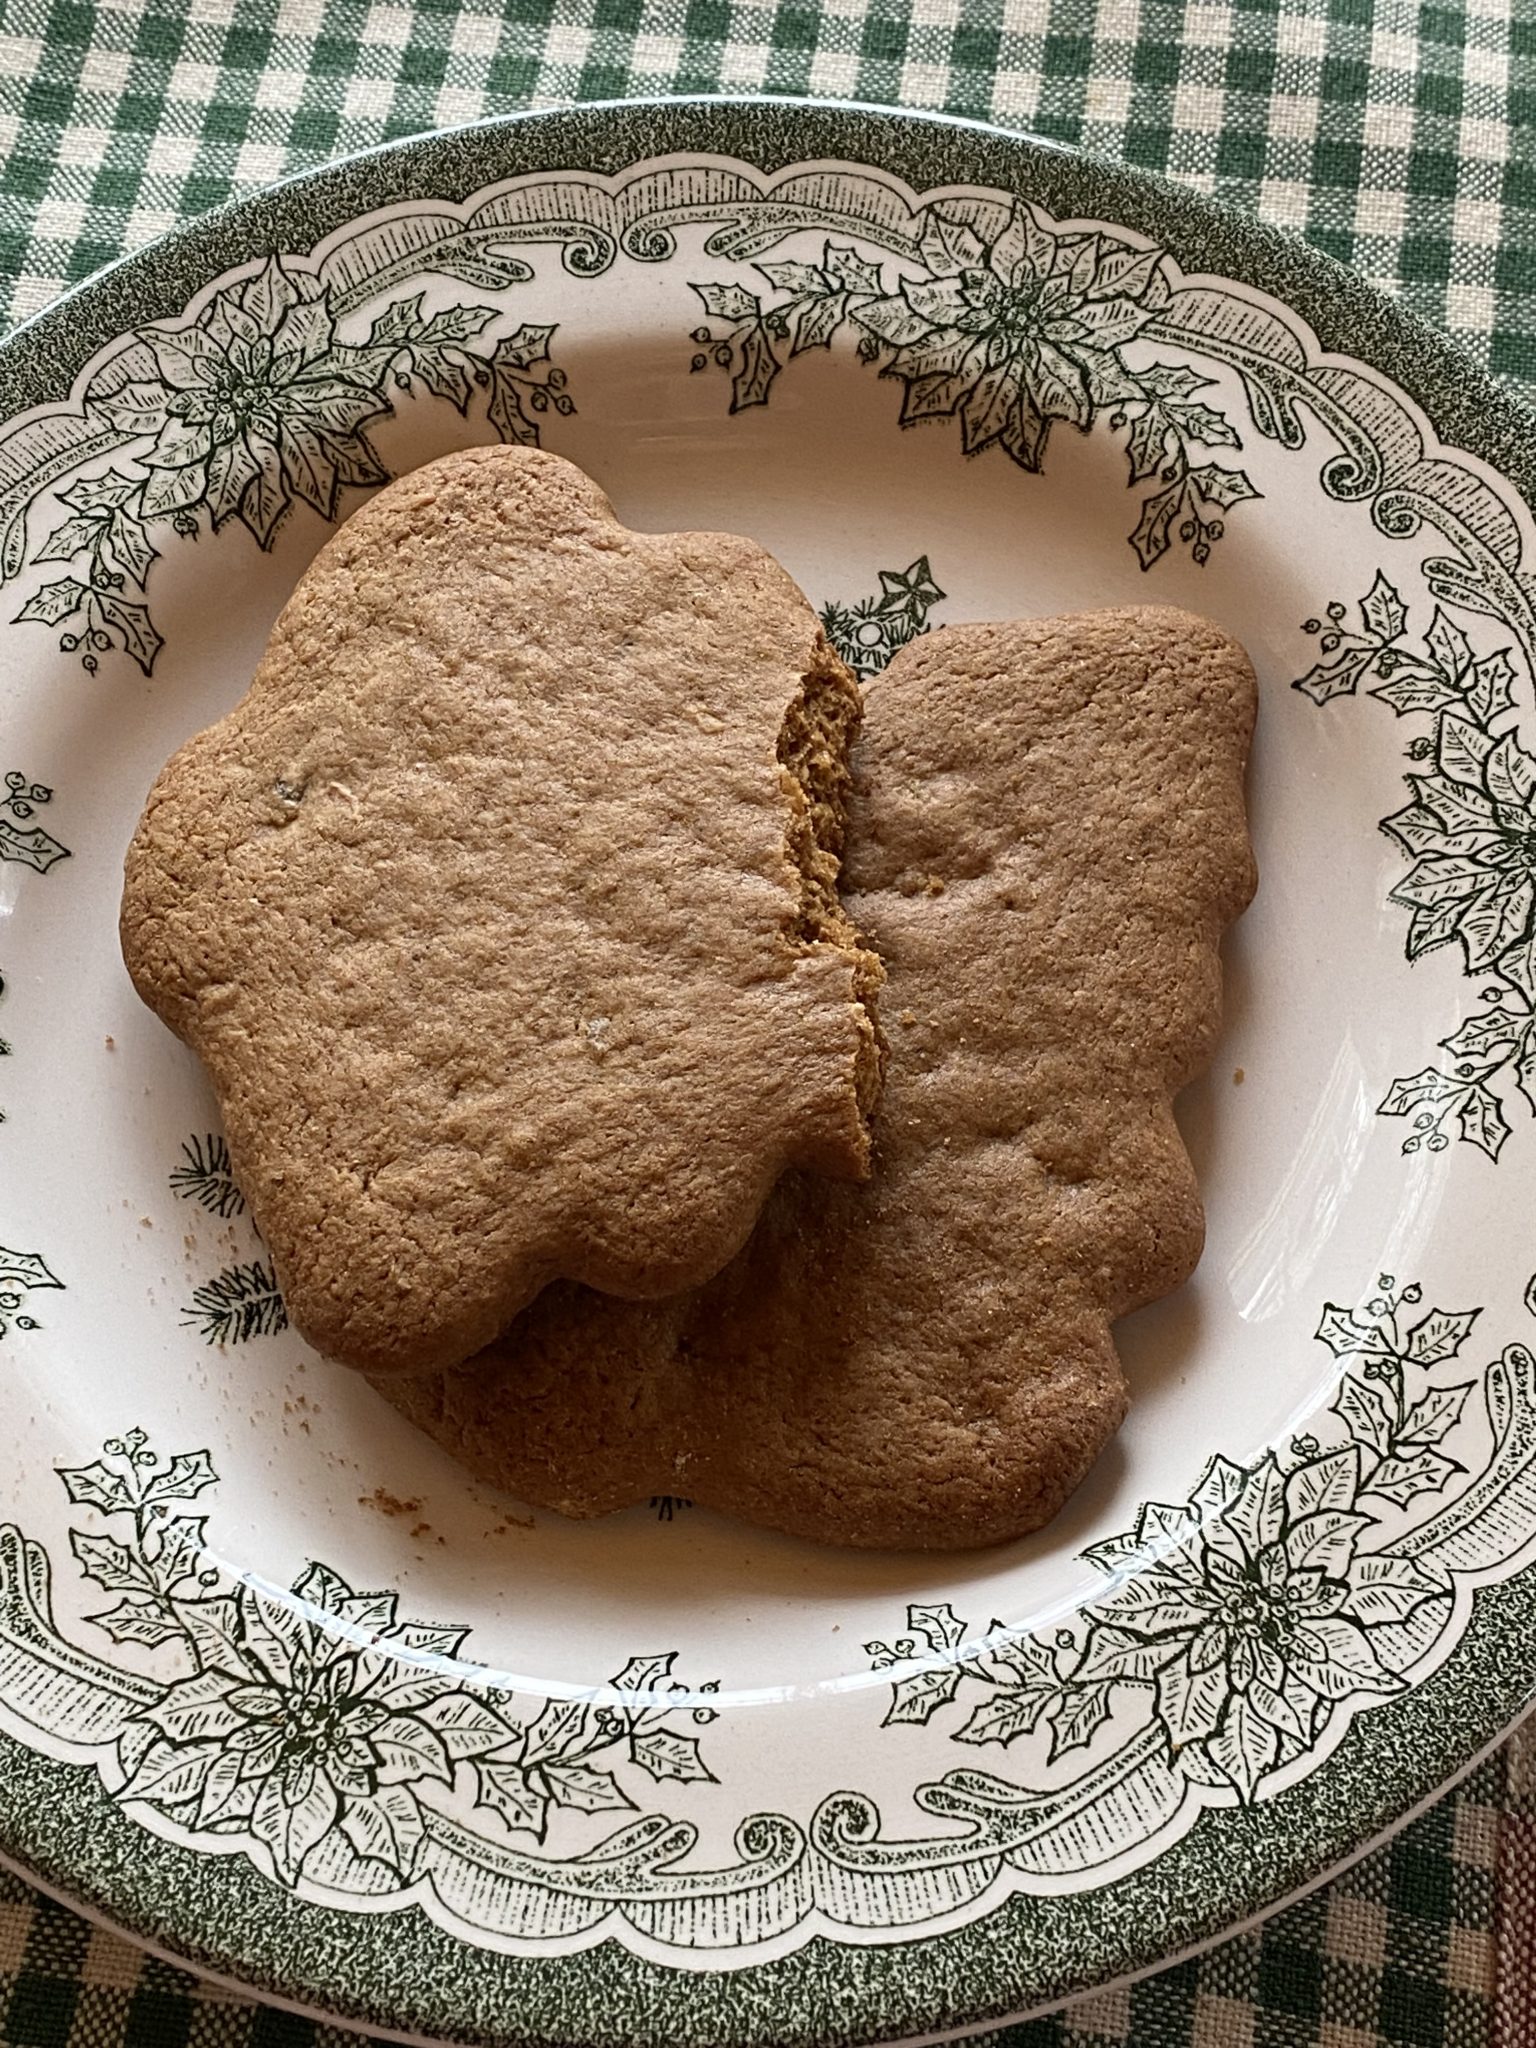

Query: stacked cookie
left=121, top=448, right=1256, bottom=1551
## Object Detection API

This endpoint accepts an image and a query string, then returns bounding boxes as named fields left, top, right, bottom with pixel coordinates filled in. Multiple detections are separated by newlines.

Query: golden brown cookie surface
left=121, top=446, right=881, bottom=1376
left=382, top=606, right=1257, bottom=1549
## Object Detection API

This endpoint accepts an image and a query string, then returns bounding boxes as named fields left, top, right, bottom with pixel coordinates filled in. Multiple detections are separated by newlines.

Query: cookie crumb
left=358, top=1487, right=423, bottom=1519
left=1233, top=1067, right=1245, bottom=1085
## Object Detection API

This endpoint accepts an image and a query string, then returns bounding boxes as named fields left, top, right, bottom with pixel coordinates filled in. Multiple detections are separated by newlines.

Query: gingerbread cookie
left=121, top=446, right=883, bottom=1377
left=381, top=607, right=1256, bottom=1548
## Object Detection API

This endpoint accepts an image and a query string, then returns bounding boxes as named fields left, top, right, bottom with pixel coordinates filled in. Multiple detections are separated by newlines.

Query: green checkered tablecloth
left=3, top=3, right=1535, bottom=2044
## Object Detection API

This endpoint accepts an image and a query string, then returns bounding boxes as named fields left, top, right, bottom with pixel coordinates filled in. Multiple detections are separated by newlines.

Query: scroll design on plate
left=0, top=1280, right=1531, bottom=1956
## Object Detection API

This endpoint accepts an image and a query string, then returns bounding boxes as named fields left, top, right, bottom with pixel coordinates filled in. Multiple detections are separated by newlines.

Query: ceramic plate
left=4, top=97, right=1536, bottom=2048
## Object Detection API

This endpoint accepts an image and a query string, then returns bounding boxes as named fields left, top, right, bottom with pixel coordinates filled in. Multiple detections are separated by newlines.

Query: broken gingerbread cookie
left=380, top=606, right=1257, bottom=1549
left=121, top=445, right=883, bottom=1378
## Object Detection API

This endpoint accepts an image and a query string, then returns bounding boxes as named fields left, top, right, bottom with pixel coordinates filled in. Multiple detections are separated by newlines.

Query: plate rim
left=4, top=90, right=1536, bottom=2048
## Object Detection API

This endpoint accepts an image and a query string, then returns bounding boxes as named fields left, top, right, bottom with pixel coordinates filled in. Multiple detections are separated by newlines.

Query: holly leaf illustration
left=0, top=818, right=70, bottom=873
left=522, top=1697, right=592, bottom=1760
left=1423, top=606, right=1472, bottom=678
left=908, top=1602, right=965, bottom=1653
left=1043, top=1681, right=1113, bottom=1761
left=59, top=468, right=143, bottom=516
left=33, top=513, right=109, bottom=564
left=339, top=1782, right=427, bottom=1879
left=142, top=1449, right=219, bottom=1506
left=824, top=245, right=883, bottom=294
left=1440, top=1008, right=1521, bottom=1063
left=1314, top=1304, right=1396, bottom=1361
left=692, top=282, right=760, bottom=321
left=1369, top=668, right=1461, bottom=717
left=1125, top=407, right=1173, bottom=485
left=1189, top=463, right=1261, bottom=510
left=791, top=293, right=847, bottom=355
left=1457, top=1083, right=1511, bottom=1160
left=476, top=1756, right=551, bottom=1840
left=409, top=356, right=473, bottom=412
left=0, top=1248, right=61, bottom=1292
left=1293, top=646, right=1376, bottom=706
left=610, top=1653, right=676, bottom=1694
left=87, top=1599, right=183, bottom=1648
left=546, top=1762, right=638, bottom=1813
left=1379, top=1066, right=1462, bottom=1116
left=630, top=1728, right=717, bottom=1784
left=1168, top=400, right=1240, bottom=448
left=154, top=1516, right=209, bottom=1579
left=489, top=320, right=557, bottom=371
left=1403, top=1307, right=1480, bottom=1366
left=1365, top=1448, right=1464, bottom=1507
left=105, top=514, right=158, bottom=588
left=56, top=1458, right=133, bottom=1514
left=97, top=593, right=163, bottom=675
left=14, top=577, right=88, bottom=627
left=730, top=325, right=780, bottom=412
left=1138, top=362, right=1209, bottom=399
left=953, top=1688, right=1055, bottom=1746
left=881, top=1662, right=963, bottom=1726
left=1129, top=481, right=1183, bottom=569
left=1330, top=1374, right=1397, bottom=1454
left=70, top=1528, right=156, bottom=1596
left=1397, top=1380, right=1474, bottom=1451
left=389, top=1619, right=471, bottom=1660
left=980, top=1625, right=1057, bottom=1685
left=756, top=258, right=829, bottom=294
left=1360, top=571, right=1409, bottom=644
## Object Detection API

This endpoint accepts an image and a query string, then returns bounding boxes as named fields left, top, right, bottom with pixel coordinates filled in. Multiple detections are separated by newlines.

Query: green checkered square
left=987, top=1755, right=1501, bottom=2048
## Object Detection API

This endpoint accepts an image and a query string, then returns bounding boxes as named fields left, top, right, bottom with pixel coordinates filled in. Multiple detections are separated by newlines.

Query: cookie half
left=121, top=446, right=883, bottom=1376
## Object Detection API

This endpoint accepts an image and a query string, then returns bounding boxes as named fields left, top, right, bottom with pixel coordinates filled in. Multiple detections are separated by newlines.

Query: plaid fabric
left=0, top=2, right=1532, bottom=2043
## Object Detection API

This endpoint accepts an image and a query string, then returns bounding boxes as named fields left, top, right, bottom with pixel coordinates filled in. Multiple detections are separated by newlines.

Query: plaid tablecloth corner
left=3, top=3, right=1535, bottom=2044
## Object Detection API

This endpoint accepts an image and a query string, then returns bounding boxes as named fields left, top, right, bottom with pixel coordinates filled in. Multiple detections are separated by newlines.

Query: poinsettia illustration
left=1295, top=573, right=1536, bottom=1162
left=13, top=256, right=571, bottom=678
left=873, top=1278, right=1467, bottom=1801
left=57, top=1436, right=715, bottom=1890
left=854, top=207, right=1161, bottom=467
left=690, top=204, right=1260, bottom=569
